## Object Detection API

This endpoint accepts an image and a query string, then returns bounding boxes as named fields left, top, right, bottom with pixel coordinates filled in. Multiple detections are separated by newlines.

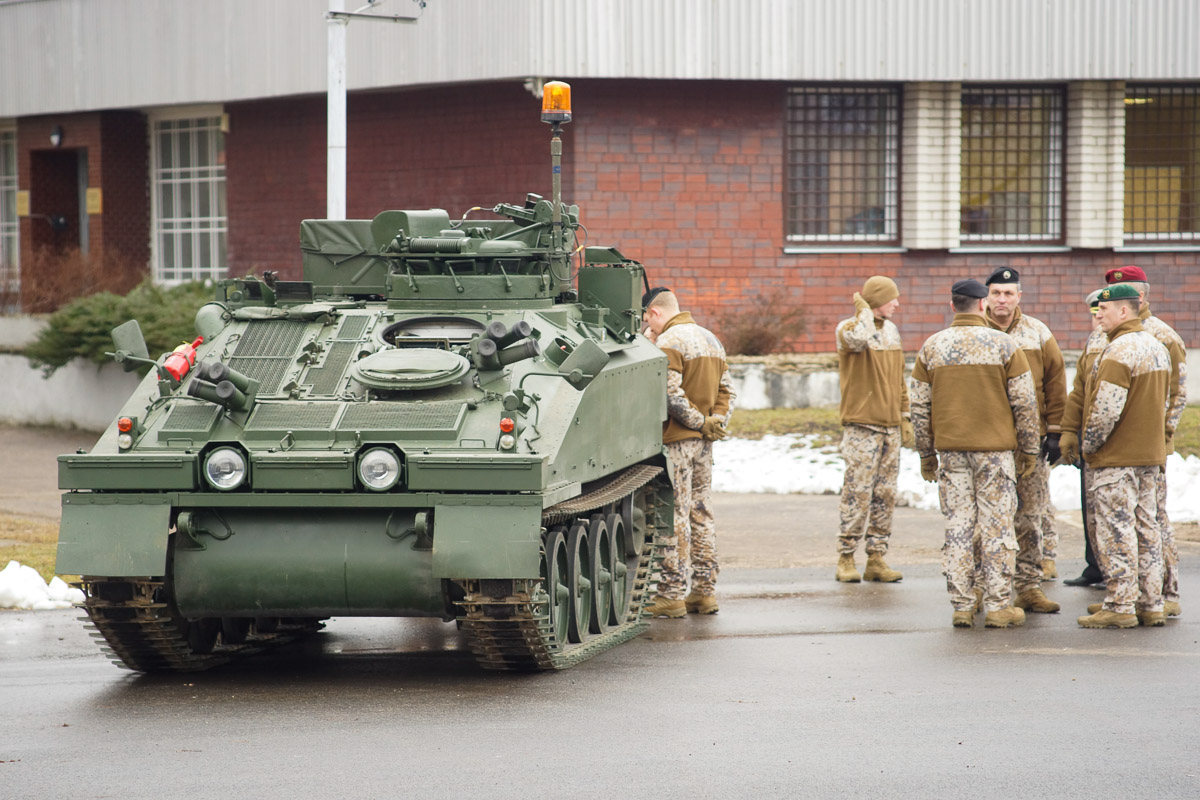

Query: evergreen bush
left=24, top=279, right=212, bottom=376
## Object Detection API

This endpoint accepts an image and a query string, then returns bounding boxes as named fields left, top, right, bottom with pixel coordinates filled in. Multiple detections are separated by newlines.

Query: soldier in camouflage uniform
left=1062, top=282, right=1172, bottom=628
left=1103, top=266, right=1187, bottom=618
left=983, top=267, right=1066, bottom=612
left=1062, top=290, right=1108, bottom=588
left=640, top=288, right=734, bottom=619
left=911, top=279, right=1041, bottom=630
left=834, top=276, right=911, bottom=584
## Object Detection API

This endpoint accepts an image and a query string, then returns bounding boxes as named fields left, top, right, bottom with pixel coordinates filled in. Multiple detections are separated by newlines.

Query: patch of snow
left=713, top=434, right=1200, bottom=523
left=0, top=560, right=84, bottom=610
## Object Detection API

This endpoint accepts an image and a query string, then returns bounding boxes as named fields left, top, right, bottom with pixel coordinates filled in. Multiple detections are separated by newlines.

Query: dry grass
left=0, top=516, right=73, bottom=584
left=726, top=407, right=844, bottom=447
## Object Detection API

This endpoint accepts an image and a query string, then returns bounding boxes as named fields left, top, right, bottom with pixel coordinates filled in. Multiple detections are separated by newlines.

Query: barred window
left=0, top=128, right=17, bottom=309
left=786, top=87, right=900, bottom=243
left=151, top=114, right=227, bottom=284
left=1124, top=85, right=1200, bottom=242
left=960, top=87, right=1064, bottom=243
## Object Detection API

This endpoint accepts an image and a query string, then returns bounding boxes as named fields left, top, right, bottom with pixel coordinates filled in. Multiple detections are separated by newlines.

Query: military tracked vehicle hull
left=57, top=193, right=674, bottom=671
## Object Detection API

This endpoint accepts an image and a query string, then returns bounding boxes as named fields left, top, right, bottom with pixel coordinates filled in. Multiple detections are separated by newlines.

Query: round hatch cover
left=351, top=348, right=470, bottom=391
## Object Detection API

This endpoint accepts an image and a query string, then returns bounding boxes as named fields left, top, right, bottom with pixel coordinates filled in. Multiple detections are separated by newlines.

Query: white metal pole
left=327, top=0, right=348, bottom=220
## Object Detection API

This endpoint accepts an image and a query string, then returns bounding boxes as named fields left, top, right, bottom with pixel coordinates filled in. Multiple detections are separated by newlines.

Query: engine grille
left=229, top=320, right=308, bottom=394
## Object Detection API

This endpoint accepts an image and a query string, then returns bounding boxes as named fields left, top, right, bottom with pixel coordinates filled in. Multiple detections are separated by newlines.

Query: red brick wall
left=222, top=78, right=1198, bottom=350
left=568, top=79, right=1200, bottom=352
left=226, top=83, right=551, bottom=280
left=96, top=111, right=149, bottom=269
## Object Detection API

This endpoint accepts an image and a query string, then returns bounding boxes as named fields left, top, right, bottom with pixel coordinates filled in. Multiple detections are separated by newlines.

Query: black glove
left=1040, top=433, right=1061, bottom=464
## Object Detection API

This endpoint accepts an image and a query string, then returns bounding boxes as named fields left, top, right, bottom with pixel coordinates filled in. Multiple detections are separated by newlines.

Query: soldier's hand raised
left=853, top=292, right=870, bottom=313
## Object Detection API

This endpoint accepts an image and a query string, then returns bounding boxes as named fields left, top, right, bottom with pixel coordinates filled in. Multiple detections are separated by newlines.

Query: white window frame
left=148, top=105, right=227, bottom=285
left=959, top=86, right=1065, bottom=245
left=0, top=122, right=18, bottom=309
left=785, top=86, right=902, bottom=245
left=1123, top=84, right=1200, bottom=244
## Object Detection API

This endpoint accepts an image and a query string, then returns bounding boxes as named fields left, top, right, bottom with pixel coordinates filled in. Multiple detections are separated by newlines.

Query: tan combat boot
left=984, top=606, right=1026, bottom=628
left=1164, top=600, right=1182, bottom=617
left=836, top=553, right=861, bottom=583
left=1077, top=609, right=1137, bottom=628
left=1042, top=558, right=1058, bottom=579
left=1137, top=610, right=1165, bottom=627
left=1014, top=587, right=1060, bottom=614
left=952, top=610, right=974, bottom=629
left=684, top=592, right=719, bottom=615
left=863, top=553, right=902, bottom=582
left=643, top=596, right=685, bottom=619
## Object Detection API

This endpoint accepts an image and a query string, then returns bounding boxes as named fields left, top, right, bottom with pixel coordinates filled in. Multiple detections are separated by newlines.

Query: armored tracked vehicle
left=56, top=83, right=673, bottom=671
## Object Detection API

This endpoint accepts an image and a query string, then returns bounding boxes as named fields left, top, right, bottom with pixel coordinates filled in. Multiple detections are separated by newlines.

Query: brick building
left=1, top=0, right=1197, bottom=351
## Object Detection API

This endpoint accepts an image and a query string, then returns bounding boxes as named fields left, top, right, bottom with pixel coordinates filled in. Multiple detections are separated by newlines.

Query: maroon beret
left=1105, top=265, right=1147, bottom=284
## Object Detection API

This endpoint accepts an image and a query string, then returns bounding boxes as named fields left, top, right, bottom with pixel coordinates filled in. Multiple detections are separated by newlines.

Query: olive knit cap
left=861, top=276, right=899, bottom=308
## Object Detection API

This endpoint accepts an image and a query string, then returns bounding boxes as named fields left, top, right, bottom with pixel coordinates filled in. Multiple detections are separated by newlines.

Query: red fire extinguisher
left=163, top=336, right=204, bottom=381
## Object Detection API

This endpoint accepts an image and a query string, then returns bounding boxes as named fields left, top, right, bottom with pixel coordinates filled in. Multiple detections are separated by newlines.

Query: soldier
left=833, top=276, right=911, bottom=584
left=1103, top=266, right=1187, bottom=618
left=1062, top=289, right=1109, bottom=589
left=983, top=267, right=1065, bottom=613
left=1060, top=283, right=1171, bottom=628
left=640, top=288, right=735, bottom=618
left=911, top=279, right=1040, bottom=629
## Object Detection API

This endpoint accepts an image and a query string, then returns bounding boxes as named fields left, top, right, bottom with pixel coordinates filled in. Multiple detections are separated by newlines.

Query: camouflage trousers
left=1041, top=488, right=1058, bottom=560
left=1091, top=465, right=1163, bottom=614
left=1012, top=455, right=1050, bottom=591
left=659, top=438, right=718, bottom=599
left=837, top=424, right=900, bottom=556
left=1157, top=468, right=1180, bottom=604
left=939, top=451, right=1017, bottom=612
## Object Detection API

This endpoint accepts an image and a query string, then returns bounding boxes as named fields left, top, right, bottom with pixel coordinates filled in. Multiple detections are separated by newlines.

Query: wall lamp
left=49, top=126, right=63, bottom=147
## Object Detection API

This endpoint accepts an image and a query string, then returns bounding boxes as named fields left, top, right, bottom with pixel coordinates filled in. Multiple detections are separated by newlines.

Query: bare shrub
left=4, top=246, right=145, bottom=314
left=713, top=290, right=808, bottom=355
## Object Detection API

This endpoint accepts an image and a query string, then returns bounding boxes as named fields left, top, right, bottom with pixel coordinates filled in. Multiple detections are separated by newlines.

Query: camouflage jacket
left=910, top=313, right=1039, bottom=456
left=835, top=309, right=909, bottom=429
left=1139, top=305, right=1188, bottom=447
left=1082, top=318, right=1171, bottom=468
left=1060, top=326, right=1107, bottom=435
left=986, top=306, right=1066, bottom=434
left=656, top=312, right=735, bottom=445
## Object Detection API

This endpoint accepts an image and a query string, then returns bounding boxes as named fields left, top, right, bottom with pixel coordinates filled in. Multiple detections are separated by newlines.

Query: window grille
left=960, top=87, right=1063, bottom=243
left=151, top=116, right=227, bottom=283
left=786, top=87, right=900, bottom=243
left=0, top=129, right=17, bottom=309
left=1124, top=85, right=1200, bottom=242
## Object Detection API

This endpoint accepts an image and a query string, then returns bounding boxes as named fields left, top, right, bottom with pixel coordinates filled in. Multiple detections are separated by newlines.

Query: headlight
left=204, top=447, right=247, bottom=491
left=499, top=433, right=516, bottom=450
left=358, top=448, right=401, bottom=491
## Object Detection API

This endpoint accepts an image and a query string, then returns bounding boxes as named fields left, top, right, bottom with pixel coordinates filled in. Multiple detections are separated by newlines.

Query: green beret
left=1097, top=283, right=1140, bottom=302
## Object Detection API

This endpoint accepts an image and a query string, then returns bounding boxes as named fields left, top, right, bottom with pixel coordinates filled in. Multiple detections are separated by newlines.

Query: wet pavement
left=2, top=424, right=1199, bottom=797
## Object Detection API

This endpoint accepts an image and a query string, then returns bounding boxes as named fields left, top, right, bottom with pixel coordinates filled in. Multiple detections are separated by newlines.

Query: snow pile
left=713, top=434, right=1200, bottom=523
left=0, top=560, right=84, bottom=610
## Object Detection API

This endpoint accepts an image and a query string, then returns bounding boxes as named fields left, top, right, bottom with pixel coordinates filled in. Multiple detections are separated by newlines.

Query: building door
left=28, top=147, right=84, bottom=253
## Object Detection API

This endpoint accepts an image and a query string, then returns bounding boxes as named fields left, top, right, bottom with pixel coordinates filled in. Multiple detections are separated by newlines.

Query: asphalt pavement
left=2, top=425, right=1199, bottom=798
